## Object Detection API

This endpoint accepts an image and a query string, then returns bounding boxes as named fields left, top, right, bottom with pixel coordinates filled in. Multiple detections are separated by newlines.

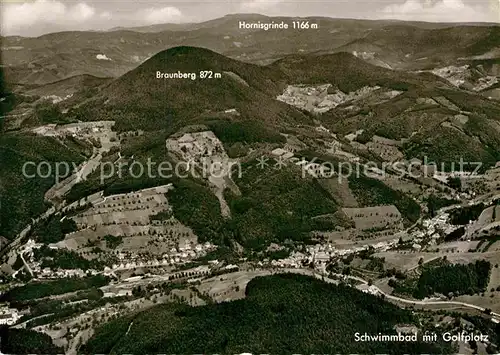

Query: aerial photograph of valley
left=1, top=0, right=500, bottom=354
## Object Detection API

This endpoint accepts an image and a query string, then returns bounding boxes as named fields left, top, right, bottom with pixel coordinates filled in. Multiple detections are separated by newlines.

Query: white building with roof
left=271, top=148, right=287, bottom=156
left=0, top=308, right=20, bottom=325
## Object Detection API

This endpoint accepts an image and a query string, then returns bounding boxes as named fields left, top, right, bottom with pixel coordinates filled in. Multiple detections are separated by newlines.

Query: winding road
left=272, top=268, right=500, bottom=321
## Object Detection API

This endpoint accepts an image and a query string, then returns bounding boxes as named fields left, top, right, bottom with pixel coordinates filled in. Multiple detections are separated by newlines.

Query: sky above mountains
left=1, top=0, right=499, bottom=36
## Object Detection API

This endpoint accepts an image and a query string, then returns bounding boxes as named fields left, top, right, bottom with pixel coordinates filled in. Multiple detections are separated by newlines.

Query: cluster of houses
left=394, top=211, right=459, bottom=251
left=38, top=268, right=98, bottom=278
left=16, top=240, right=100, bottom=278
left=276, top=84, right=340, bottom=114
left=16, top=235, right=216, bottom=279
left=266, top=240, right=399, bottom=271
left=276, top=84, right=388, bottom=114
left=104, top=241, right=216, bottom=272
left=0, top=307, right=20, bottom=325
left=430, top=65, right=470, bottom=87
left=32, top=121, right=116, bottom=140
left=357, top=283, right=380, bottom=295
left=429, top=64, right=499, bottom=92
left=166, top=131, right=228, bottom=165
left=422, top=212, right=456, bottom=239
left=406, top=202, right=491, bottom=251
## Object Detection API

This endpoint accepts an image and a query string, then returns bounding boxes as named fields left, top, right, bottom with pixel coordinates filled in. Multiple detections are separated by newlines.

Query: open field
left=374, top=250, right=500, bottom=271
left=453, top=293, right=500, bottom=314
left=427, top=240, right=481, bottom=253
left=196, top=270, right=272, bottom=302
left=342, top=205, right=403, bottom=231
left=54, top=185, right=207, bottom=262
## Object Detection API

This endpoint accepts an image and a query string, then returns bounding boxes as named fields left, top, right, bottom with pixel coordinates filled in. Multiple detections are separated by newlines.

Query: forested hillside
left=0, top=133, right=85, bottom=238
left=83, top=274, right=454, bottom=354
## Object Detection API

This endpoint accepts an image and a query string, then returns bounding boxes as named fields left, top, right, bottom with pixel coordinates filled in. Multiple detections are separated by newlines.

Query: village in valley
left=0, top=108, right=500, bottom=353
left=2, top=9, right=500, bottom=353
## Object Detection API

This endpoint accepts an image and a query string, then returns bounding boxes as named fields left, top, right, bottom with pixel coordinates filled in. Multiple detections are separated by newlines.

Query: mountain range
left=2, top=14, right=499, bottom=85
left=3, top=14, right=500, bottom=355
left=1, top=14, right=500, bottom=244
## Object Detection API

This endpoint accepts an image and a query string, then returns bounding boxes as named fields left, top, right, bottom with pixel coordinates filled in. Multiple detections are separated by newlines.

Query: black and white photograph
left=1, top=0, right=500, bottom=354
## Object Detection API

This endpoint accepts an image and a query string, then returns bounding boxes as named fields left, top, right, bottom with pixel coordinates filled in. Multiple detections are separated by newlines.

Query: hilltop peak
left=159, top=46, right=219, bottom=57
left=222, top=13, right=269, bottom=19
left=131, top=46, right=235, bottom=74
